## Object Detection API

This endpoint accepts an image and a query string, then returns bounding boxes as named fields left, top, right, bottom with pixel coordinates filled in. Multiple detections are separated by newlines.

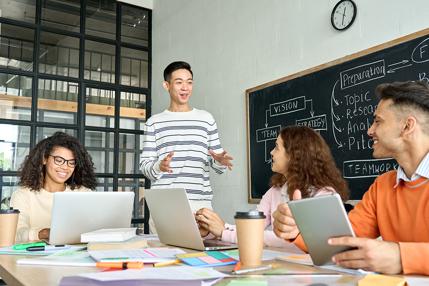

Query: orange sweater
left=294, top=170, right=429, bottom=275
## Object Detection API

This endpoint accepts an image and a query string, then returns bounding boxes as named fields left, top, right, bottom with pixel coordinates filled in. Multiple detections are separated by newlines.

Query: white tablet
left=288, top=193, right=355, bottom=266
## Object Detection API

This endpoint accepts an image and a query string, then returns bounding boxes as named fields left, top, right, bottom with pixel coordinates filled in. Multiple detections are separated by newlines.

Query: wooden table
left=0, top=254, right=99, bottom=286
left=0, top=253, right=364, bottom=286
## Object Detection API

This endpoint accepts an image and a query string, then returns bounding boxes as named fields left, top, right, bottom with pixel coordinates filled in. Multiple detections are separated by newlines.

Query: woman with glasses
left=10, top=131, right=97, bottom=242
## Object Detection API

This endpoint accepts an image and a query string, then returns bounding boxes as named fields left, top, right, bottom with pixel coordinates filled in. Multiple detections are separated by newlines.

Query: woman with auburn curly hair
left=10, top=131, right=97, bottom=242
left=196, top=126, right=349, bottom=247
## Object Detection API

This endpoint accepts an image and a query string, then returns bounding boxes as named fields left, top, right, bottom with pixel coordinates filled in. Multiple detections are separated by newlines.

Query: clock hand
left=342, top=6, right=346, bottom=25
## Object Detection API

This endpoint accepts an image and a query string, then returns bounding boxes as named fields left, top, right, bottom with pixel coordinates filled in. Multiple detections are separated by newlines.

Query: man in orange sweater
left=273, top=80, right=429, bottom=275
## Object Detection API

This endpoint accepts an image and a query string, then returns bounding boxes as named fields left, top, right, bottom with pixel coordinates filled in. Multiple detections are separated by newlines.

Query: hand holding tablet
left=288, top=193, right=355, bottom=266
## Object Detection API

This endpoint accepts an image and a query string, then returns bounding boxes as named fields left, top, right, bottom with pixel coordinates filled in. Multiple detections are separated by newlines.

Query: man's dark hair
left=375, top=80, right=429, bottom=114
left=19, top=131, right=97, bottom=191
left=163, top=61, right=193, bottom=82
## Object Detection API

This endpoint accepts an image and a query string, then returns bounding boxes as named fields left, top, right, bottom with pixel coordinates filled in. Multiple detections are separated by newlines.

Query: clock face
left=331, top=0, right=357, bottom=31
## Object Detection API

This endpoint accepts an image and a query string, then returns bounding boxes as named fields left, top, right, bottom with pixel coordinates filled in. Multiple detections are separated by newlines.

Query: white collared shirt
left=395, top=152, right=429, bottom=187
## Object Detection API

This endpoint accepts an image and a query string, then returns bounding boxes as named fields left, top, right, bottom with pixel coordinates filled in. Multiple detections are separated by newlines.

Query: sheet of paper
left=78, top=266, right=229, bottom=282
left=88, top=247, right=186, bottom=262
left=137, top=234, right=159, bottom=241
left=319, top=264, right=371, bottom=276
left=226, top=279, right=268, bottom=286
left=17, top=250, right=96, bottom=267
left=405, top=277, right=429, bottom=286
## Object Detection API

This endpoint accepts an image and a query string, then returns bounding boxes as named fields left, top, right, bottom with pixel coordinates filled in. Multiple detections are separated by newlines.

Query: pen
left=232, top=264, right=272, bottom=275
left=153, top=259, right=181, bottom=267
left=26, top=245, right=69, bottom=251
left=96, top=261, right=144, bottom=269
left=12, top=242, right=46, bottom=250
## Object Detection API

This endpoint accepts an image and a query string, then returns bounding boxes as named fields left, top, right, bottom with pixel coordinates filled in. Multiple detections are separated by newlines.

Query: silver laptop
left=48, top=192, right=134, bottom=245
left=145, top=188, right=237, bottom=250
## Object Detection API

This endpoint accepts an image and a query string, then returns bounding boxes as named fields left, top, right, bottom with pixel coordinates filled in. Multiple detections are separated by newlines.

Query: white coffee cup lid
left=0, top=207, right=20, bottom=214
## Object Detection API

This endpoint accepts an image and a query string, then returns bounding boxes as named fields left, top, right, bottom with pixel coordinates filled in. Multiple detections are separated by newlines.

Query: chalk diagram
left=256, top=96, right=327, bottom=164
left=330, top=37, right=429, bottom=179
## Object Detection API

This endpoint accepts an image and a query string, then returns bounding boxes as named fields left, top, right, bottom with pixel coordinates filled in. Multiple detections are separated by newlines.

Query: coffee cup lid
left=0, top=207, right=20, bottom=214
left=234, top=210, right=266, bottom=219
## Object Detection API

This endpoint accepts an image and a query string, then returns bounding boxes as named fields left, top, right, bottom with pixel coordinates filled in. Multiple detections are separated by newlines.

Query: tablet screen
left=288, top=193, right=355, bottom=266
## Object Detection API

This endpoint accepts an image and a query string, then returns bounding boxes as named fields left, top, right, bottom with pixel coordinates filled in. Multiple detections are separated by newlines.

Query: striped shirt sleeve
left=207, top=118, right=227, bottom=174
left=140, top=120, right=162, bottom=181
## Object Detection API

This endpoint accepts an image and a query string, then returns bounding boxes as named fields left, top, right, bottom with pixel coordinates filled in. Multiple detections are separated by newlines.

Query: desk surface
left=0, top=253, right=363, bottom=286
left=0, top=254, right=98, bottom=286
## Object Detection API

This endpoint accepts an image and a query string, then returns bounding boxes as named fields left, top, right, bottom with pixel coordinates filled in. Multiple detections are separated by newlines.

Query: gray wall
left=151, top=0, right=429, bottom=223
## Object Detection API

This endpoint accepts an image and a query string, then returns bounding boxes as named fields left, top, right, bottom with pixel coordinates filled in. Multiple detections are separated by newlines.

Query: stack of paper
left=87, top=236, right=147, bottom=251
left=81, top=228, right=137, bottom=242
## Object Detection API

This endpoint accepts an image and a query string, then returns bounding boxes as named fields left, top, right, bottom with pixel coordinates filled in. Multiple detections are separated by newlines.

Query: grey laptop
left=145, top=188, right=237, bottom=250
left=48, top=192, right=134, bottom=245
left=288, top=193, right=355, bottom=266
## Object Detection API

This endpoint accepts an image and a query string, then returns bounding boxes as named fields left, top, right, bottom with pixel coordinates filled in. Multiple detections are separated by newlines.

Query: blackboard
left=246, top=28, right=429, bottom=203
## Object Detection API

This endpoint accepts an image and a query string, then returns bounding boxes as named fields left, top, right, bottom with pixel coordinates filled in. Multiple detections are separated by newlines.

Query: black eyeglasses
left=49, top=155, right=77, bottom=168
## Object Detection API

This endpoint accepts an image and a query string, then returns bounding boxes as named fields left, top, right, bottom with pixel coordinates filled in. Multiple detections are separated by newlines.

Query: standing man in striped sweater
left=140, top=61, right=233, bottom=217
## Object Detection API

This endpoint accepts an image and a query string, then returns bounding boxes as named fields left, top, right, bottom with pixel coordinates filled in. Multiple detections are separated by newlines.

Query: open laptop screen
left=49, top=192, right=134, bottom=245
left=145, top=188, right=236, bottom=250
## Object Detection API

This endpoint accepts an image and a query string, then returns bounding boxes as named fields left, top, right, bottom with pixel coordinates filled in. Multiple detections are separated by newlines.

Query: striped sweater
left=140, top=108, right=226, bottom=207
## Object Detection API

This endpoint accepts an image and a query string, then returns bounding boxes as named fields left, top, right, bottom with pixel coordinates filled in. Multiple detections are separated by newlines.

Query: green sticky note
left=226, top=279, right=268, bottom=286
left=206, top=251, right=228, bottom=260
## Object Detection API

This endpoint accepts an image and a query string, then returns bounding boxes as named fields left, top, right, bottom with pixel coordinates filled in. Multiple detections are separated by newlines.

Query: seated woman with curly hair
left=10, top=131, right=97, bottom=242
left=196, top=126, right=350, bottom=247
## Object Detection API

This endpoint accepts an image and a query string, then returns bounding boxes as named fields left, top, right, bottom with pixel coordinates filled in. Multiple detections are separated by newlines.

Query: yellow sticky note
left=176, top=252, right=206, bottom=258
left=358, top=274, right=407, bottom=286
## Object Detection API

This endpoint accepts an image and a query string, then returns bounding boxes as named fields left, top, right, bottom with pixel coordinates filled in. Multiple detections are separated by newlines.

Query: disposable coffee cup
left=0, top=208, right=20, bottom=247
left=234, top=210, right=266, bottom=267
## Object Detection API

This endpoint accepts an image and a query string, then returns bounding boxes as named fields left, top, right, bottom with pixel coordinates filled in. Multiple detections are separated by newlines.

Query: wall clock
left=331, top=0, right=357, bottom=31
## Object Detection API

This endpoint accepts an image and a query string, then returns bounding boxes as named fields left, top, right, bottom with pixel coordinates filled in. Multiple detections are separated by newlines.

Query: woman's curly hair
left=18, top=131, right=97, bottom=191
left=270, top=126, right=349, bottom=202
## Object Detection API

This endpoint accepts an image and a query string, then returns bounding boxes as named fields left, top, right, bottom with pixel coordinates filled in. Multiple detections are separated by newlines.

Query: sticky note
left=181, top=257, right=206, bottom=266
left=207, top=251, right=229, bottom=260
left=358, top=274, right=406, bottom=286
left=177, top=251, right=238, bottom=267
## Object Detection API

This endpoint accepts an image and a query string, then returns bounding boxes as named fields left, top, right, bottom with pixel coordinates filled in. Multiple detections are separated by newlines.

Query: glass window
left=36, top=127, right=77, bottom=143
left=120, top=48, right=148, bottom=88
left=95, top=177, right=113, bottom=192
left=0, top=176, right=19, bottom=210
left=119, top=91, right=146, bottom=130
left=86, top=1, right=116, bottom=40
left=41, top=0, right=80, bottom=32
left=118, top=178, right=145, bottom=218
left=37, top=79, right=78, bottom=124
left=121, top=6, right=149, bottom=47
left=118, top=133, right=142, bottom=175
left=86, top=87, right=115, bottom=128
left=0, top=1, right=36, bottom=23
left=39, top=32, right=80, bottom=78
left=0, top=73, right=32, bottom=121
left=0, top=24, right=34, bottom=72
left=85, top=40, right=115, bottom=83
left=0, top=124, right=31, bottom=172
left=85, top=130, right=114, bottom=174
